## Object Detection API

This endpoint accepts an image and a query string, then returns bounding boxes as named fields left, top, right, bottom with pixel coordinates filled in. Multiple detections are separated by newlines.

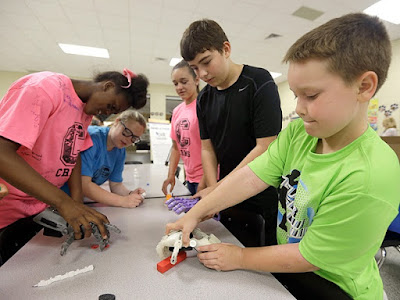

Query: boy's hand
left=57, top=201, right=110, bottom=240
left=162, top=176, right=175, bottom=195
left=165, top=215, right=199, bottom=247
left=0, top=183, right=9, bottom=199
left=197, top=243, right=244, bottom=271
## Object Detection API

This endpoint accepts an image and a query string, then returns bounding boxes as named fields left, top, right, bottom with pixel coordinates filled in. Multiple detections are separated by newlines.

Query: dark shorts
left=220, top=186, right=278, bottom=247
left=186, top=181, right=199, bottom=196
left=0, top=216, right=42, bottom=266
left=273, top=272, right=352, bottom=300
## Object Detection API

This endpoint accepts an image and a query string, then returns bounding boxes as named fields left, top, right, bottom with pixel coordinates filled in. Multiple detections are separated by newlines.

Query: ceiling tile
left=0, top=0, right=399, bottom=87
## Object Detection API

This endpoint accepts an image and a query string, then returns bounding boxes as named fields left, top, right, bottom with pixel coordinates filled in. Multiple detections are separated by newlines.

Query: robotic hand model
left=156, top=228, right=221, bottom=264
left=33, top=207, right=121, bottom=256
left=165, top=196, right=221, bottom=221
left=165, top=196, right=200, bottom=214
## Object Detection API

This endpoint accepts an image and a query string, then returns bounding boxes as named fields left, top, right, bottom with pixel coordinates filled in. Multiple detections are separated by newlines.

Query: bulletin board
left=148, top=120, right=172, bottom=165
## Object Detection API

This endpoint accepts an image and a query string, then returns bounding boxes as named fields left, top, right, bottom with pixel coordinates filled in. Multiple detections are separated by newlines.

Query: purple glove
left=165, top=197, right=200, bottom=214
left=165, top=197, right=220, bottom=221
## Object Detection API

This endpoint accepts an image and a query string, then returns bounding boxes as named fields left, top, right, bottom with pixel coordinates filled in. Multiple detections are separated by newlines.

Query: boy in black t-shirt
left=180, top=19, right=282, bottom=246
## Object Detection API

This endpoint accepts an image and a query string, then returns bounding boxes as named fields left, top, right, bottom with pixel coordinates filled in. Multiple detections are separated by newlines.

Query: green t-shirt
left=249, top=119, right=400, bottom=300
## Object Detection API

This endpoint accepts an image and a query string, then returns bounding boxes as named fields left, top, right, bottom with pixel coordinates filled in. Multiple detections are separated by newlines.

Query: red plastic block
left=157, top=251, right=187, bottom=273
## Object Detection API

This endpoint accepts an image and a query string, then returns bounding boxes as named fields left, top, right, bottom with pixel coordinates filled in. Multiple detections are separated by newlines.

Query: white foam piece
left=33, top=265, right=94, bottom=287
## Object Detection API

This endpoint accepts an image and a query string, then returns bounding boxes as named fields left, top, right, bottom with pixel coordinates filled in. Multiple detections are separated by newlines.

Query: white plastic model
left=33, top=265, right=94, bottom=287
left=156, top=228, right=221, bottom=264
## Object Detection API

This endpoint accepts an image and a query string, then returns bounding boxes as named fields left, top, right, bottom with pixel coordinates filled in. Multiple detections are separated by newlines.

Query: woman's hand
left=123, top=188, right=145, bottom=208
left=162, top=176, right=175, bottom=195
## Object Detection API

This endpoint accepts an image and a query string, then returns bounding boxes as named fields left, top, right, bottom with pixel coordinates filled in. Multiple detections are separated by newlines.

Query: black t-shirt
left=197, top=65, right=282, bottom=213
left=197, top=65, right=282, bottom=178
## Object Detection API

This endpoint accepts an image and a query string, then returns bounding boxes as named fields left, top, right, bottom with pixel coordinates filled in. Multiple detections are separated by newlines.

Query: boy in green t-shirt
left=166, top=13, right=400, bottom=300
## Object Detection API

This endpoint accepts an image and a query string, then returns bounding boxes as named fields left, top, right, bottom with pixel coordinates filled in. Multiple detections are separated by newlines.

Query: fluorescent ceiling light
left=364, top=0, right=400, bottom=24
left=58, top=43, right=110, bottom=58
left=169, top=57, right=182, bottom=66
left=270, top=72, right=282, bottom=79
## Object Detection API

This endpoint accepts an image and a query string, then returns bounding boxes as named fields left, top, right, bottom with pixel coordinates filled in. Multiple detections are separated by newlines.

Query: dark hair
left=180, top=19, right=229, bottom=61
left=172, top=60, right=199, bottom=93
left=283, top=13, right=392, bottom=94
left=94, top=71, right=149, bottom=109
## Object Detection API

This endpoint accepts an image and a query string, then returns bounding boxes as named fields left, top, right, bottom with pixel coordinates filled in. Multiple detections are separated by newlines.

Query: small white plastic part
left=156, top=228, right=221, bottom=264
left=33, top=265, right=94, bottom=287
left=189, top=239, right=197, bottom=248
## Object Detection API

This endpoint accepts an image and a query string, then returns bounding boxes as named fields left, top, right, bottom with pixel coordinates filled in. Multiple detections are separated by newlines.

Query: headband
left=121, top=68, right=138, bottom=88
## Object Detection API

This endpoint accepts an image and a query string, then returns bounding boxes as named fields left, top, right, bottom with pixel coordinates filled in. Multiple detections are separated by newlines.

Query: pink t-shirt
left=0, top=72, right=93, bottom=228
left=170, top=99, right=203, bottom=183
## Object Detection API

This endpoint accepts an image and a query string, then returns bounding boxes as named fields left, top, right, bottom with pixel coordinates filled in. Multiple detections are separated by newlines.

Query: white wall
left=0, top=70, right=178, bottom=121
left=277, top=38, right=400, bottom=134
left=147, top=83, right=176, bottom=120
left=1, top=38, right=399, bottom=129
left=0, top=71, right=29, bottom=97
left=374, top=38, right=400, bottom=135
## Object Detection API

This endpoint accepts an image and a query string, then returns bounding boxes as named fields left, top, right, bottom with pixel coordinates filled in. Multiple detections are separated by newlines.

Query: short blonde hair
left=116, top=109, right=147, bottom=129
left=383, top=117, right=397, bottom=129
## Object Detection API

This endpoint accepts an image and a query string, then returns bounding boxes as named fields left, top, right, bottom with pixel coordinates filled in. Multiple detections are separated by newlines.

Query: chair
left=377, top=210, right=400, bottom=269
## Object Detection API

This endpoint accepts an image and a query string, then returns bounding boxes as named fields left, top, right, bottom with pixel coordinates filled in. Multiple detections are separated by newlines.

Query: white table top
left=0, top=163, right=294, bottom=300
left=85, top=164, right=190, bottom=202
left=121, top=163, right=190, bottom=198
left=0, top=199, right=294, bottom=300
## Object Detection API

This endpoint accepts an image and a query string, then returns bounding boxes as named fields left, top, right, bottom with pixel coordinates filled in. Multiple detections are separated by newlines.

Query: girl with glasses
left=64, top=109, right=147, bottom=208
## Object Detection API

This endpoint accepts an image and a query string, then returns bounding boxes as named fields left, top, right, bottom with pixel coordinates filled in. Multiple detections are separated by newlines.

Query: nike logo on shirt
left=238, top=85, right=249, bottom=92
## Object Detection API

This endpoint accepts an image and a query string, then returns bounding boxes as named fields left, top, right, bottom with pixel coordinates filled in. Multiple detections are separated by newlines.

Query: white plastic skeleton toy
left=156, top=228, right=221, bottom=264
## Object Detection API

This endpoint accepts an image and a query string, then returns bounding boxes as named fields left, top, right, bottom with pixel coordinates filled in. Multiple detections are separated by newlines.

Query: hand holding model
left=157, top=228, right=220, bottom=264
left=122, top=188, right=146, bottom=208
left=34, top=208, right=121, bottom=255
left=56, top=201, right=110, bottom=240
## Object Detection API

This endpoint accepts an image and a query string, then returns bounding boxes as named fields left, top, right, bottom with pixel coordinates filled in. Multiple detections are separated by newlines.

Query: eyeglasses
left=120, top=121, right=141, bottom=144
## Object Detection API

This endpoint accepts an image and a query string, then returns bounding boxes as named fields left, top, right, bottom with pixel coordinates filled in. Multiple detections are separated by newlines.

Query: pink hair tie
left=121, top=68, right=137, bottom=88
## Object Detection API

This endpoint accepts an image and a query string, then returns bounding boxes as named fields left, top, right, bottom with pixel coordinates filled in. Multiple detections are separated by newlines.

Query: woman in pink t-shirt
left=0, top=69, right=148, bottom=265
left=162, top=60, right=205, bottom=196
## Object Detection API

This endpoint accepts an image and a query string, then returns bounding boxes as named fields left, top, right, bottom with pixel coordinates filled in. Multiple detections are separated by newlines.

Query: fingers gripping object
left=156, top=228, right=221, bottom=265
left=33, top=208, right=121, bottom=256
left=165, top=197, right=220, bottom=221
